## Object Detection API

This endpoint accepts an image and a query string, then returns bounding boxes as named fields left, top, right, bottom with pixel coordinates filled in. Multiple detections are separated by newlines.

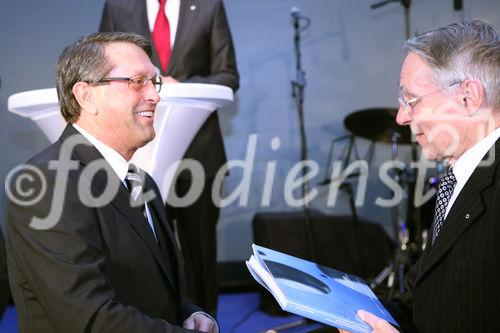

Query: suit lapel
left=167, top=0, right=200, bottom=75
left=127, top=0, right=151, bottom=39
left=146, top=179, right=181, bottom=264
left=145, top=175, right=182, bottom=285
left=415, top=140, right=500, bottom=285
left=60, top=125, right=175, bottom=290
left=145, top=176, right=186, bottom=291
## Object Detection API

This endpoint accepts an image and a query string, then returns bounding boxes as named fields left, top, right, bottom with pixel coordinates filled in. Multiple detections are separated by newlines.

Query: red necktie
left=152, top=0, right=171, bottom=72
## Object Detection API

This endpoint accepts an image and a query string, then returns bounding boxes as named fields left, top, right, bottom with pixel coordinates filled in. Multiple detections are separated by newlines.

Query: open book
left=246, top=244, right=398, bottom=333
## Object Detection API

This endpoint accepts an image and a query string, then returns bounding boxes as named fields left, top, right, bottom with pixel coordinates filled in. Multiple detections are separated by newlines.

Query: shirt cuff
left=190, top=311, right=219, bottom=333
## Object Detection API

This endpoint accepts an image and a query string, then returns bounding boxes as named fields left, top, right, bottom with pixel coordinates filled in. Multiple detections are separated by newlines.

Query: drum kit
left=335, top=0, right=426, bottom=298
left=344, top=108, right=411, bottom=144
left=323, top=107, right=432, bottom=299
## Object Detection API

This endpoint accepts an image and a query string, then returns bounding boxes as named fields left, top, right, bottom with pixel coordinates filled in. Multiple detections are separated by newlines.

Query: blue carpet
left=0, top=307, right=17, bottom=333
left=218, top=292, right=322, bottom=333
left=0, top=292, right=323, bottom=333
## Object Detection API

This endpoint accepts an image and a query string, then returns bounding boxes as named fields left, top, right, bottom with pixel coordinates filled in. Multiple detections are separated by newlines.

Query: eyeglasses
left=92, top=75, right=163, bottom=93
left=398, top=81, right=462, bottom=115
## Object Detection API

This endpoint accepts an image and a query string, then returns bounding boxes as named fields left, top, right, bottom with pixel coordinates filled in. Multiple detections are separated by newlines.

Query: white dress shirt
left=146, top=0, right=181, bottom=48
left=72, top=124, right=158, bottom=240
left=446, top=127, right=500, bottom=218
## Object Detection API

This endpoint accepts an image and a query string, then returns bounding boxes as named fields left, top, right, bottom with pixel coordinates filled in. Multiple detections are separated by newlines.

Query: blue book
left=246, top=244, right=398, bottom=333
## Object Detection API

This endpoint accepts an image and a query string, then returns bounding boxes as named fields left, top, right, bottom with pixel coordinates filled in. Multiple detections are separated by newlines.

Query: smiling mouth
left=136, top=111, right=154, bottom=118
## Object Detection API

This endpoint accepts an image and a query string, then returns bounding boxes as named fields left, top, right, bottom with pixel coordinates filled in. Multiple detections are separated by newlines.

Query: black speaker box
left=252, top=211, right=394, bottom=315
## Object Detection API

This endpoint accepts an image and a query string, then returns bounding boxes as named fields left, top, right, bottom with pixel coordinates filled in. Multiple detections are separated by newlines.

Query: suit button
left=465, top=213, right=470, bottom=219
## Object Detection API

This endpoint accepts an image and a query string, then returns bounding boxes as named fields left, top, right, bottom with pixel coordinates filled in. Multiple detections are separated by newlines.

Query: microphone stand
left=291, top=13, right=315, bottom=262
left=264, top=12, right=335, bottom=333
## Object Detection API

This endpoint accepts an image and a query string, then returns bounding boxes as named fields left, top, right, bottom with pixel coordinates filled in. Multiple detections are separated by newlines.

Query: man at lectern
left=340, top=20, right=500, bottom=333
left=99, top=0, right=239, bottom=316
left=5, top=32, right=218, bottom=332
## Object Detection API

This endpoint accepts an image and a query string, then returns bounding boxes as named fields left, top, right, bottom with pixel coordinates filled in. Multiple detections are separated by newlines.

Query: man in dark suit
left=99, top=0, right=239, bottom=315
left=339, top=20, right=500, bottom=333
left=5, top=32, right=217, bottom=332
left=0, top=229, right=10, bottom=318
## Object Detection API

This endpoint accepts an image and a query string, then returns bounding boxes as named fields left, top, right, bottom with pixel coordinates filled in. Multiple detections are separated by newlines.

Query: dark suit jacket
left=5, top=125, right=202, bottom=332
left=0, top=228, right=10, bottom=317
left=400, top=139, right=500, bottom=333
left=99, top=0, right=240, bottom=178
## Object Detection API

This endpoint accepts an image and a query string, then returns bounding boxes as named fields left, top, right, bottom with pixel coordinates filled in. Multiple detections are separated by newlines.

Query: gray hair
left=56, top=32, right=152, bottom=123
left=405, top=20, right=500, bottom=108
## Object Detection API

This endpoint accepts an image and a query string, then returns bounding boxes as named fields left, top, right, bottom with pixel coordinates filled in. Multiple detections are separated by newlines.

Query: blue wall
left=1, top=0, right=499, bottom=261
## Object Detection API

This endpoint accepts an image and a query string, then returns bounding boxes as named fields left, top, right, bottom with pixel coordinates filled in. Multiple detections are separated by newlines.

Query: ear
left=72, top=82, right=98, bottom=115
left=459, top=80, right=485, bottom=115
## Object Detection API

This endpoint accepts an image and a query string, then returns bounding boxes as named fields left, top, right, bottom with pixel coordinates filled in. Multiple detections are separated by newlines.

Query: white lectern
left=8, top=83, right=233, bottom=199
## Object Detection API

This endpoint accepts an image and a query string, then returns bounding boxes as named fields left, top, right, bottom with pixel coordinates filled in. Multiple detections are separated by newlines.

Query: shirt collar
left=451, top=127, right=500, bottom=189
left=146, top=0, right=181, bottom=45
left=72, top=124, right=129, bottom=182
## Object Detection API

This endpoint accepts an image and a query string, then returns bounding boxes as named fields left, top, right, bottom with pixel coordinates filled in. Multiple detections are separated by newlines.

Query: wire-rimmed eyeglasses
left=398, top=81, right=462, bottom=115
left=91, top=75, right=163, bottom=93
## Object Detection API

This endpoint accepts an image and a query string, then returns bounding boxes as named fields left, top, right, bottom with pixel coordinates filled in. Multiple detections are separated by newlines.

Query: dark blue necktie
left=431, top=168, right=457, bottom=244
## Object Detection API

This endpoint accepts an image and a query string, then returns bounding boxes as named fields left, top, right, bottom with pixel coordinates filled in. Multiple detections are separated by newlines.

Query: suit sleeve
left=182, top=0, right=240, bottom=92
left=99, top=1, right=115, bottom=32
left=5, top=168, right=197, bottom=333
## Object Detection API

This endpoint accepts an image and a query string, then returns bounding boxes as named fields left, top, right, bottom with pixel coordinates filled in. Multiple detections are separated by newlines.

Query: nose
left=396, top=104, right=411, bottom=126
left=144, top=81, right=161, bottom=104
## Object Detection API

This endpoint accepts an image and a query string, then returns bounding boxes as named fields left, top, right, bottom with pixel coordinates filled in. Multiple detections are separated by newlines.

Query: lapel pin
left=465, top=213, right=470, bottom=219
left=190, top=5, right=196, bottom=11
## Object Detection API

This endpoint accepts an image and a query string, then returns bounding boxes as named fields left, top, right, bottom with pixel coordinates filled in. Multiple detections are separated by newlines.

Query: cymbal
left=344, top=108, right=412, bottom=144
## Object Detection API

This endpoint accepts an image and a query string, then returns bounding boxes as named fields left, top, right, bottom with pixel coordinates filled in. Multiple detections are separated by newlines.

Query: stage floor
left=0, top=292, right=325, bottom=333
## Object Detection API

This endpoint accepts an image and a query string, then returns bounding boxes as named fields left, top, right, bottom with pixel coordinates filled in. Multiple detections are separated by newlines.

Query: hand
left=338, top=310, right=399, bottom=333
left=161, top=75, right=179, bottom=83
left=183, top=313, right=218, bottom=333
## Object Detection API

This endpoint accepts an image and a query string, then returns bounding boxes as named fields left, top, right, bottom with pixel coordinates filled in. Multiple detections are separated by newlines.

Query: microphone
left=454, top=0, right=463, bottom=10
left=290, top=6, right=301, bottom=19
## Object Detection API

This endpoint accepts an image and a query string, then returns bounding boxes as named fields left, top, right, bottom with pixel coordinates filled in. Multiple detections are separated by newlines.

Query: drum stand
left=370, top=132, right=416, bottom=299
left=367, top=0, right=416, bottom=299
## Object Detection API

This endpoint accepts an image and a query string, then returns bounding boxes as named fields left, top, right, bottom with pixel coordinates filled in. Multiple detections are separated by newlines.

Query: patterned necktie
left=152, top=0, right=171, bottom=72
left=125, top=165, right=145, bottom=212
left=125, top=165, right=159, bottom=242
left=431, top=168, right=457, bottom=244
